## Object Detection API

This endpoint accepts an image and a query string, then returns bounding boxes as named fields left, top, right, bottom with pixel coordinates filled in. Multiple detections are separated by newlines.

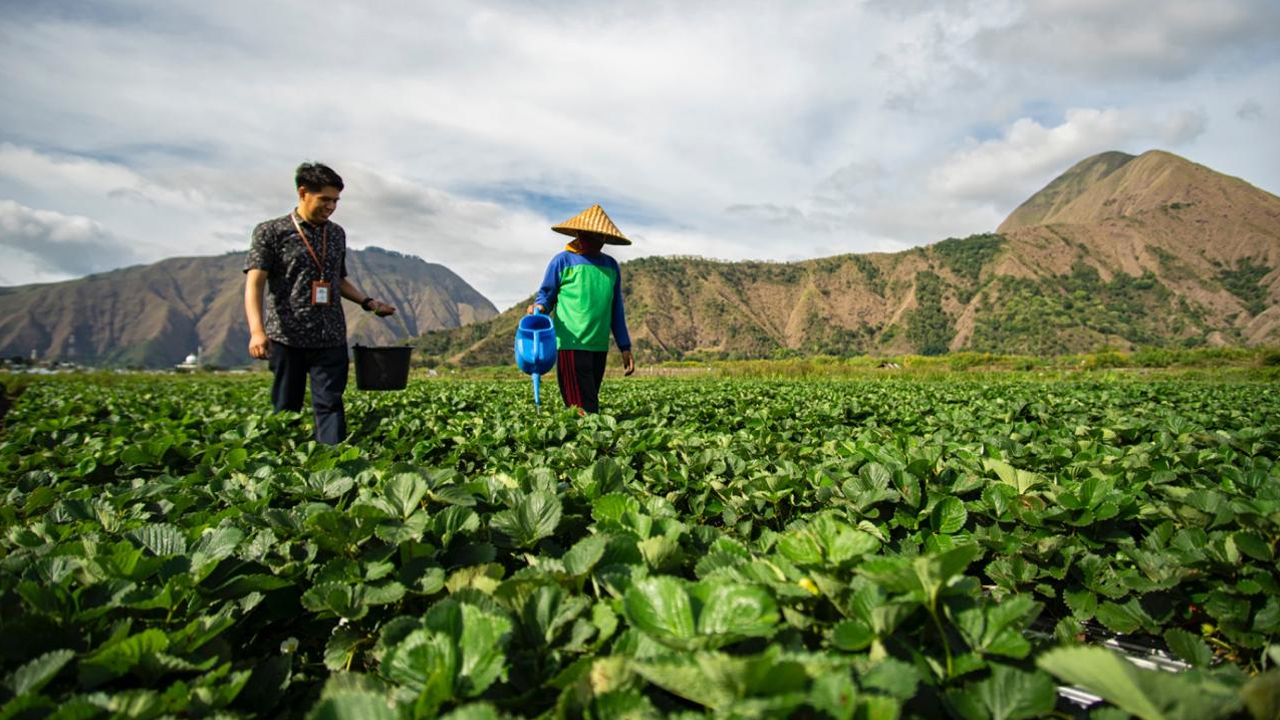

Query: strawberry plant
left=0, top=374, right=1277, bottom=718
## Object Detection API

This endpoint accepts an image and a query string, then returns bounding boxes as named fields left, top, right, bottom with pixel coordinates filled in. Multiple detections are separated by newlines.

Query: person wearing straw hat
left=244, top=162, right=396, bottom=444
left=527, top=204, right=635, bottom=414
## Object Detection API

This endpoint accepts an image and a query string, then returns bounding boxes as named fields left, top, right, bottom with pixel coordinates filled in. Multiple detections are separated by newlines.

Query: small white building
left=175, top=346, right=202, bottom=372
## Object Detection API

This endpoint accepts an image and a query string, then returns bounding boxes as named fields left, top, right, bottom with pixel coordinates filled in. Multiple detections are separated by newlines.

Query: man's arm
left=245, top=269, right=271, bottom=359
left=610, top=262, right=634, bottom=376
left=528, top=255, right=565, bottom=314
left=339, top=278, right=395, bottom=316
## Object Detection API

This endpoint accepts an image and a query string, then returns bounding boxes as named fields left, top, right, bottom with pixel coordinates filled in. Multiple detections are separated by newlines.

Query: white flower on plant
left=280, top=637, right=299, bottom=654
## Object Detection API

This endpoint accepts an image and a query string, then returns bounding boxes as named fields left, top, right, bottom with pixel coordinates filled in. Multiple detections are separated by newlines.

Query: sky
left=1, top=0, right=1277, bottom=310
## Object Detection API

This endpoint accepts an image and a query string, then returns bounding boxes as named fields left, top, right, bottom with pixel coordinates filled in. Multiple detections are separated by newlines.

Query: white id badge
left=311, top=281, right=332, bottom=306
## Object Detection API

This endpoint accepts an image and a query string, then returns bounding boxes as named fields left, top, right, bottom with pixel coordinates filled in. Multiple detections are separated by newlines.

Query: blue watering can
left=514, top=311, right=557, bottom=409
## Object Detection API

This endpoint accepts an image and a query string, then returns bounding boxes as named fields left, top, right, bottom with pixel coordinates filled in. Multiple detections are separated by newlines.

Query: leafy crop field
left=1, top=375, right=1278, bottom=719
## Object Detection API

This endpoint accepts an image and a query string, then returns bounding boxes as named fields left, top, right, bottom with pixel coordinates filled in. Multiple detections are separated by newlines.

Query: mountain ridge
left=3, top=149, right=1276, bottom=368
left=0, top=246, right=498, bottom=368
left=417, top=149, right=1280, bottom=365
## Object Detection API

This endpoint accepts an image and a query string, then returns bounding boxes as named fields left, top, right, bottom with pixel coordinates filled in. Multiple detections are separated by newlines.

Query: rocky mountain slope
left=417, top=150, right=1280, bottom=365
left=0, top=247, right=497, bottom=368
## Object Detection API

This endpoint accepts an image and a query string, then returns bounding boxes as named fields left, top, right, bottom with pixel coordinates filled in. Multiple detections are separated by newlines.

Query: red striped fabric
left=559, top=350, right=581, bottom=408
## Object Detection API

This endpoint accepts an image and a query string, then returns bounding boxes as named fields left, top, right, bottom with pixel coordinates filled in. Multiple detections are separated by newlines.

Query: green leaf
left=445, top=564, right=504, bottom=595
left=983, top=484, right=1014, bottom=517
left=302, top=583, right=369, bottom=621
left=809, top=672, right=858, bottom=720
left=630, top=649, right=808, bottom=711
left=930, top=497, right=968, bottom=534
left=79, top=629, right=170, bottom=688
left=903, top=544, right=981, bottom=607
left=1040, top=647, right=1163, bottom=720
left=490, top=491, right=562, bottom=548
left=1242, top=667, right=1280, bottom=720
left=364, top=582, right=407, bottom=606
left=562, top=534, right=609, bottom=577
left=128, top=524, right=187, bottom=556
left=1, top=694, right=56, bottom=718
left=593, top=493, right=641, bottom=528
left=209, top=573, right=294, bottom=599
left=459, top=605, right=513, bottom=697
left=5, top=648, right=75, bottom=696
left=304, top=469, right=356, bottom=499
left=374, top=513, right=431, bottom=545
left=945, top=665, right=1056, bottom=720
left=586, top=690, right=658, bottom=720
left=576, top=458, right=625, bottom=498
left=306, top=693, right=397, bottom=720
left=1063, top=588, right=1098, bottom=621
left=1163, top=628, right=1213, bottom=669
left=189, top=526, right=244, bottom=575
left=859, top=695, right=903, bottom=720
left=955, top=595, right=1039, bottom=659
left=860, top=463, right=893, bottom=491
left=515, top=585, right=590, bottom=647
left=623, top=576, right=696, bottom=648
left=692, top=582, right=779, bottom=643
left=325, top=627, right=366, bottom=672
left=381, top=629, right=457, bottom=708
left=861, top=657, right=921, bottom=700
left=440, top=703, right=506, bottom=720
left=383, top=473, right=430, bottom=520
left=984, top=459, right=1043, bottom=494
left=1234, top=531, right=1273, bottom=561
left=777, top=530, right=823, bottom=566
left=1095, top=598, right=1157, bottom=635
left=831, top=619, right=875, bottom=651
left=779, top=513, right=879, bottom=568
left=638, top=535, right=683, bottom=572
left=1038, top=646, right=1241, bottom=720
left=432, top=506, right=480, bottom=548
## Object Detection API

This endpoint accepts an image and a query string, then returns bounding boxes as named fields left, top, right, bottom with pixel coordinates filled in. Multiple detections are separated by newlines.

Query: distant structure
left=175, top=345, right=203, bottom=372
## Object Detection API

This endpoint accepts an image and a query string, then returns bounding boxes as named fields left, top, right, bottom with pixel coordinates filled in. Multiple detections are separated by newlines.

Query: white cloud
left=0, top=0, right=1275, bottom=311
left=0, top=200, right=139, bottom=282
left=928, top=107, right=1208, bottom=206
left=973, top=0, right=1280, bottom=80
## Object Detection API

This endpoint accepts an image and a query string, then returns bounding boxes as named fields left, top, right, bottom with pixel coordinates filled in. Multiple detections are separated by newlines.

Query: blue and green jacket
left=534, top=247, right=631, bottom=352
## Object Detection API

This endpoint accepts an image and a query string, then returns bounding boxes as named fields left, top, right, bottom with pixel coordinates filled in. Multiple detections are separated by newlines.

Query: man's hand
left=249, top=331, right=271, bottom=360
left=621, top=350, right=635, bottom=376
left=371, top=300, right=396, bottom=317
left=526, top=304, right=545, bottom=315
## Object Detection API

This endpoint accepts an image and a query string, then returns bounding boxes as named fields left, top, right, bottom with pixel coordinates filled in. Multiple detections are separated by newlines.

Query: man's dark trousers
left=557, top=349, right=608, bottom=414
left=269, top=343, right=349, bottom=444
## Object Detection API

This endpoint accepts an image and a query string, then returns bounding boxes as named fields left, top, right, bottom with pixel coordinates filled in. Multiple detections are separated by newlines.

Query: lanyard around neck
left=290, top=213, right=328, bottom=278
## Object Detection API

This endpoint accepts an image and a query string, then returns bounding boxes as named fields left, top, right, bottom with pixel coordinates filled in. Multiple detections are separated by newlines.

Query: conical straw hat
left=551, top=204, right=631, bottom=245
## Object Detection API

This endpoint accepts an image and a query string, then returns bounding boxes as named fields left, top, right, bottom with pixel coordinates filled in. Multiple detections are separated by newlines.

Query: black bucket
left=352, top=345, right=412, bottom=391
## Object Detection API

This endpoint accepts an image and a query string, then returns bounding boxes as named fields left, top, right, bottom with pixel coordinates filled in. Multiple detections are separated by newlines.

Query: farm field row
left=1, top=375, right=1278, bottom=719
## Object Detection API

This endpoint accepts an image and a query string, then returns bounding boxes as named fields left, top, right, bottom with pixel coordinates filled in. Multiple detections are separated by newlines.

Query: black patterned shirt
left=244, top=212, right=349, bottom=348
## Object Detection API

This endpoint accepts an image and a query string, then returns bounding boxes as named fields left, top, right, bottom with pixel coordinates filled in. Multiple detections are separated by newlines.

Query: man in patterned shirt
left=243, top=162, right=396, bottom=444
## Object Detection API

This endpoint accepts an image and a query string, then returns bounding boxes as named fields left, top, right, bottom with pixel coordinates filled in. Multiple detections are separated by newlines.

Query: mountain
left=0, top=247, right=497, bottom=368
left=417, top=150, right=1280, bottom=365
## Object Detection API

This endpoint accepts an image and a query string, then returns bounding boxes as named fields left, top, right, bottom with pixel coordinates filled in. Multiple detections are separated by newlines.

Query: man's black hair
left=295, top=162, right=344, bottom=192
